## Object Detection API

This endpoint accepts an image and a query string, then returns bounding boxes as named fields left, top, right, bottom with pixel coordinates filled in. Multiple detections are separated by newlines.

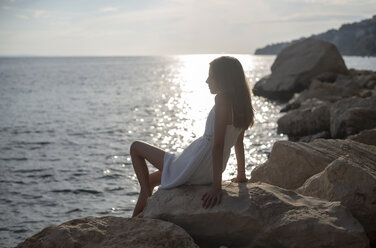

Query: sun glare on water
left=148, top=54, right=282, bottom=182
left=162, top=54, right=259, bottom=180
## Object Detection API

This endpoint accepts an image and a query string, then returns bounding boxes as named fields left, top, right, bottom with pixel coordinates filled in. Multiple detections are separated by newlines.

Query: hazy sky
left=0, top=0, right=375, bottom=56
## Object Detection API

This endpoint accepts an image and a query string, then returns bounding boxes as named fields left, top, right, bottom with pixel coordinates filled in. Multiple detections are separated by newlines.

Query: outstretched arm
left=202, top=94, right=228, bottom=209
left=231, top=130, right=247, bottom=183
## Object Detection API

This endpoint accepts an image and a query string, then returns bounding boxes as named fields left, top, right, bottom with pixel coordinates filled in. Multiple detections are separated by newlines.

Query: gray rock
left=335, top=69, right=376, bottom=89
left=143, top=182, right=369, bottom=248
left=250, top=139, right=376, bottom=190
left=281, top=80, right=361, bottom=112
left=330, top=96, right=376, bottom=138
left=348, top=128, right=376, bottom=146
left=298, top=130, right=331, bottom=142
left=277, top=103, right=330, bottom=140
left=297, top=80, right=360, bottom=104
left=253, top=38, right=348, bottom=102
left=312, top=71, right=338, bottom=83
left=297, top=156, right=376, bottom=244
left=16, top=216, right=198, bottom=248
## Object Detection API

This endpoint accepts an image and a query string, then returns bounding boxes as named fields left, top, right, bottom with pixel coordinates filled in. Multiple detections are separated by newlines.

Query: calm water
left=0, top=55, right=375, bottom=247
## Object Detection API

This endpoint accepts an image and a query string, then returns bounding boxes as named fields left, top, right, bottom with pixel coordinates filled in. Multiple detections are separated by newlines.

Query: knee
left=130, top=140, right=142, bottom=156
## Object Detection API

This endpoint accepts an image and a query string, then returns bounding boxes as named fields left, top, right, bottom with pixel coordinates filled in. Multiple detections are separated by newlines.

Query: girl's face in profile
left=206, top=67, right=221, bottom=95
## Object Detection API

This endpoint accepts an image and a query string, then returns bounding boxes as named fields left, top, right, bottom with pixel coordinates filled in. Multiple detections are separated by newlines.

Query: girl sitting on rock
left=130, top=56, right=255, bottom=217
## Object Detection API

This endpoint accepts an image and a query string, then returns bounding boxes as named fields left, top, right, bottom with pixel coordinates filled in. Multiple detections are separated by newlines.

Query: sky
left=0, top=0, right=375, bottom=56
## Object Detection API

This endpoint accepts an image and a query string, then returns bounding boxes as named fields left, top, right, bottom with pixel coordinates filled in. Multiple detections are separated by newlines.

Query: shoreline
left=11, top=40, right=376, bottom=247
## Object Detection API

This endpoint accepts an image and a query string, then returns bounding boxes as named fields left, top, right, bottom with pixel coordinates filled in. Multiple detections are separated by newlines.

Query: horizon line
left=0, top=54, right=374, bottom=58
left=0, top=53, right=270, bottom=58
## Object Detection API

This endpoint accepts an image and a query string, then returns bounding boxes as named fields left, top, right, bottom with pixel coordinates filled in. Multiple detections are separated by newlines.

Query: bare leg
left=133, top=171, right=162, bottom=218
left=131, top=157, right=151, bottom=217
left=130, top=141, right=164, bottom=217
left=149, top=170, right=162, bottom=194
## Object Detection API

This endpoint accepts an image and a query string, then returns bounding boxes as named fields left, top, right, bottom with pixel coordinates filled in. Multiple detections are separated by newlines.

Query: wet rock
left=297, top=156, right=376, bottom=244
left=253, top=38, right=348, bottom=102
left=250, top=139, right=376, bottom=190
left=16, top=216, right=198, bottom=248
left=143, top=182, right=369, bottom=248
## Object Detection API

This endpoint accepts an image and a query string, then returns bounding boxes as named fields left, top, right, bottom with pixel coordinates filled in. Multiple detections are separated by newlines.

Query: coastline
left=11, top=43, right=376, bottom=247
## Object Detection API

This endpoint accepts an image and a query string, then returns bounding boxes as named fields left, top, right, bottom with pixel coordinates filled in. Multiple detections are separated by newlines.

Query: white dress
left=160, top=105, right=244, bottom=189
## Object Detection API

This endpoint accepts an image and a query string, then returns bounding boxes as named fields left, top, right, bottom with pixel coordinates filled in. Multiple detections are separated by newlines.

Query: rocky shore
left=143, top=182, right=369, bottom=248
left=16, top=39, right=376, bottom=247
left=250, top=38, right=376, bottom=246
left=253, top=38, right=376, bottom=142
left=16, top=217, right=198, bottom=248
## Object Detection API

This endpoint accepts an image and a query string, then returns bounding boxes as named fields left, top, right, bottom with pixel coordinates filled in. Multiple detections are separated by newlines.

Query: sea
left=0, top=54, right=375, bottom=247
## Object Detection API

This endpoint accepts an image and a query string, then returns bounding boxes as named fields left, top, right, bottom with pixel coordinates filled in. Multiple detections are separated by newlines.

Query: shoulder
left=215, top=93, right=230, bottom=108
left=214, top=93, right=231, bottom=122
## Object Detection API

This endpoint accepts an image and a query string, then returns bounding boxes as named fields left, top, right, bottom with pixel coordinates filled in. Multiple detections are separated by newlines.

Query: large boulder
left=250, top=139, right=376, bottom=190
left=253, top=38, right=349, bottom=102
left=330, top=96, right=376, bottom=138
left=16, top=216, right=198, bottom=248
left=297, top=156, right=376, bottom=244
left=143, top=182, right=369, bottom=248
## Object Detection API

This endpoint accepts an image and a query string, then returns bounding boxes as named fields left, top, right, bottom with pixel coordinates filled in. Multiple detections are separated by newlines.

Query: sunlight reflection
left=149, top=54, right=286, bottom=181
left=175, top=54, right=216, bottom=136
left=173, top=54, right=258, bottom=139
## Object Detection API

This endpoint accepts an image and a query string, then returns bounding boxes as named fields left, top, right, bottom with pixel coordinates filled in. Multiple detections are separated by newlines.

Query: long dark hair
left=210, top=56, right=254, bottom=129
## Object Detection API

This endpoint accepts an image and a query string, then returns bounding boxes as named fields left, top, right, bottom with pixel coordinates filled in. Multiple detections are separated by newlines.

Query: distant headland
left=255, top=15, right=376, bottom=57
